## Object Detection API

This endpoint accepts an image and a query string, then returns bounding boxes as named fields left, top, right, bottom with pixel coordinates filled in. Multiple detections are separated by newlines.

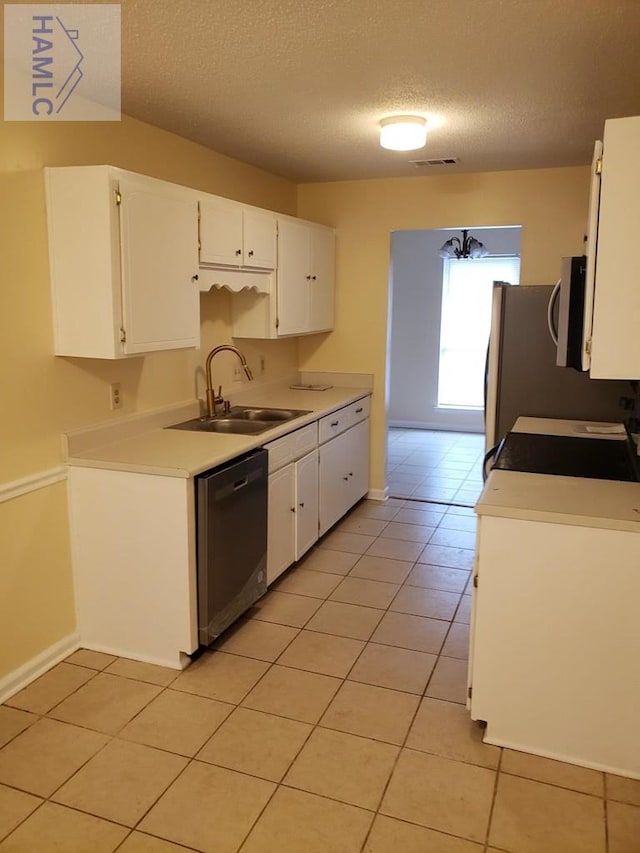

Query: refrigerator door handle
left=547, top=279, right=561, bottom=346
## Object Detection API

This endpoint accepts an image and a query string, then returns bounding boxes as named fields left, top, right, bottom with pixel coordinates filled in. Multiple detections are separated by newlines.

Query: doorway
left=386, top=226, right=521, bottom=504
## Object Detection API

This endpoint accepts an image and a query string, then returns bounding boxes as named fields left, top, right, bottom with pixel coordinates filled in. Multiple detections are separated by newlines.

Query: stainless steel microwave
left=552, top=255, right=588, bottom=372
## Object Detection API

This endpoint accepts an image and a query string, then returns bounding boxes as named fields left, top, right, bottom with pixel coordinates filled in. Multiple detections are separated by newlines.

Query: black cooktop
left=493, top=431, right=640, bottom=482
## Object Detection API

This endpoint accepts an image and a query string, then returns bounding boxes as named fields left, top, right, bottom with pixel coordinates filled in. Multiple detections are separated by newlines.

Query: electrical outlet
left=110, top=382, right=122, bottom=410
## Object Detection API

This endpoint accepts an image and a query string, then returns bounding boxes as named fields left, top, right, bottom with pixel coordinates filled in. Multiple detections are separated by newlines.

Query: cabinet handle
left=248, top=250, right=254, bottom=257
left=191, top=274, right=199, bottom=281
left=299, top=501, right=304, bottom=508
left=290, top=507, right=296, bottom=513
left=348, top=472, right=354, bottom=477
left=343, top=476, right=349, bottom=481
left=311, top=275, right=317, bottom=280
left=330, top=420, right=339, bottom=427
left=306, top=275, right=312, bottom=280
left=355, top=407, right=363, bottom=413
left=235, top=249, right=242, bottom=256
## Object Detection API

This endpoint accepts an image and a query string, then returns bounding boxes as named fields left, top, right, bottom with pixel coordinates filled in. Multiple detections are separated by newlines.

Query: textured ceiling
left=117, top=0, right=640, bottom=181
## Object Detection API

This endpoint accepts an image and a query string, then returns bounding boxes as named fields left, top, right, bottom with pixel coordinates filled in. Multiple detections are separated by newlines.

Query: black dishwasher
left=195, top=449, right=268, bottom=646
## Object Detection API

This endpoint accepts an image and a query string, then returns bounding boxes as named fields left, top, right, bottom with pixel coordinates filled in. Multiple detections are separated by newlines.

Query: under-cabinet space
left=46, top=166, right=200, bottom=358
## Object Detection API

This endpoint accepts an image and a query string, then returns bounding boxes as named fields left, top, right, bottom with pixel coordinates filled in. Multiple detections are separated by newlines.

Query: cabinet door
left=591, top=116, right=640, bottom=379
left=308, top=224, right=335, bottom=333
left=295, top=450, right=319, bottom=559
left=346, top=419, right=370, bottom=507
left=119, top=175, right=200, bottom=354
left=318, top=431, right=350, bottom=536
left=277, top=218, right=310, bottom=336
left=244, top=209, right=277, bottom=270
left=267, top=465, right=296, bottom=585
left=199, top=197, right=244, bottom=267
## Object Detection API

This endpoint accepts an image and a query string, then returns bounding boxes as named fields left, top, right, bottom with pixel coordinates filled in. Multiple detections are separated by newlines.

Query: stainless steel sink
left=167, top=407, right=311, bottom=436
left=227, top=407, right=308, bottom=422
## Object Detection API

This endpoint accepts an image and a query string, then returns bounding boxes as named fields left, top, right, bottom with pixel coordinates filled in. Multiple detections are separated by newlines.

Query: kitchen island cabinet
left=470, top=468, right=640, bottom=778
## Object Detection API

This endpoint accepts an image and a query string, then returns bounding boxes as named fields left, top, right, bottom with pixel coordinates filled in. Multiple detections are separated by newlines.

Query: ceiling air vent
left=410, top=157, right=460, bottom=167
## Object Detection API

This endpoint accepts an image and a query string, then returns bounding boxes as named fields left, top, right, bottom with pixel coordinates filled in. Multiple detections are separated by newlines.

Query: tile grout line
left=482, top=741, right=504, bottom=851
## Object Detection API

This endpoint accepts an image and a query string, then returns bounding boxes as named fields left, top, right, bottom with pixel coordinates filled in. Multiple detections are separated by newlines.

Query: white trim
left=0, top=632, right=81, bottom=704
left=388, top=420, right=483, bottom=434
left=0, top=466, right=67, bottom=504
left=80, top=641, right=188, bottom=671
left=481, top=733, right=640, bottom=781
left=367, top=487, right=390, bottom=502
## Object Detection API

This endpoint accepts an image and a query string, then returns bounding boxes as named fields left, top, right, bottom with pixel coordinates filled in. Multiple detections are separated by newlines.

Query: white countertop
left=478, top=420, right=640, bottom=534
left=512, top=416, right=629, bottom=440
left=66, top=383, right=371, bottom=478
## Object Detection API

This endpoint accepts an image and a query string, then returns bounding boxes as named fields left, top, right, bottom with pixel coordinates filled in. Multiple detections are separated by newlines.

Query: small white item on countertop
left=583, top=424, right=626, bottom=434
left=289, top=383, right=333, bottom=391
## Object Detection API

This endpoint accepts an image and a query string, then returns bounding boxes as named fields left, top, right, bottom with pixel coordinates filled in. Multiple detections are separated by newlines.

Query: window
left=437, top=256, right=520, bottom=410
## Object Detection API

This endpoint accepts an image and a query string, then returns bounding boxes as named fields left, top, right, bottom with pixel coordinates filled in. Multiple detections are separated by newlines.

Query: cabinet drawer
left=349, top=396, right=370, bottom=427
left=264, top=422, right=318, bottom=472
left=318, top=397, right=370, bottom=444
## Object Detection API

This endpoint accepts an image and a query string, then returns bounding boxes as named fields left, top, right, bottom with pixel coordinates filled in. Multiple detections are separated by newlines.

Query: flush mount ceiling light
left=379, top=115, right=427, bottom=151
left=439, top=229, right=489, bottom=259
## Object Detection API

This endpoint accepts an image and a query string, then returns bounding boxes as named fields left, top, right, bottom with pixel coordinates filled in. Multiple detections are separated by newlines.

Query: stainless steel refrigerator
left=485, top=283, right=631, bottom=450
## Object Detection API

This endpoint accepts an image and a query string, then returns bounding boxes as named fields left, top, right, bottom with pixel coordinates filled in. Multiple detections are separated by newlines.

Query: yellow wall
left=297, top=166, right=591, bottom=491
left=0, top=115, right=297, bottom=682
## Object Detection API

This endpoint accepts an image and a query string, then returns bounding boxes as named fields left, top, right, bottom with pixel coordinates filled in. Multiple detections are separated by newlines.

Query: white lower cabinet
left=470, top=511, right=640, bottom=777
left=319, top=414, right=370, bottom=536
left=294, top=449, right=320, bottom=559
left=266, top=448, right=320, bottom=586
left=267, top=464, right=296, bottom=585
left=67, top=466, right=198, bottom=669
left=265, top=397, right=370, bottom=583
left=265, top=422, right=320, bottom=585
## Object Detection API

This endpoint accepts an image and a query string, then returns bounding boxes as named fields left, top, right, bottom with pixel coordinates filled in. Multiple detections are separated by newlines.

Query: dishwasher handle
left=200, top=451, right=268, bottom=503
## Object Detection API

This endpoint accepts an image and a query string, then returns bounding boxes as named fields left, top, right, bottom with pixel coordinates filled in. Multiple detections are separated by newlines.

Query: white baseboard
left=388, top=420, right=483, bottom=434
left=0, top=632, right=81, bottom=704
left=80, top=641, right=187, bottom=671
left=367, top=487, right=390, bottom=502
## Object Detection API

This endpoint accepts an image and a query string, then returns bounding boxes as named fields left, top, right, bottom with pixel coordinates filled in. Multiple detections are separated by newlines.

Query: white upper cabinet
left=199, top=196, right=276, bottom=270
left=278, top=217, right=335, bottom=336
left=232, top=216, right=335, bottom=339
left=46, top=166, right=200, bottom=359
left=589, top=115, right=640, bottom=379
left=307, top=224, right=336, bottom=333
left=277, top=218, right=312, bottom=335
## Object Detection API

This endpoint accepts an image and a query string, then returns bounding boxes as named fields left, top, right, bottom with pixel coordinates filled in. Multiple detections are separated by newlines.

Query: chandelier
left=439, top=229, right=489, bottom=259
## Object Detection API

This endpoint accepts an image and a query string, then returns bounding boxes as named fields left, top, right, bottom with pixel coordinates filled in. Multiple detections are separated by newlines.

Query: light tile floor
left=387, top=427, right=485, bottom=505
left=1, top=496, right=638, bottom=851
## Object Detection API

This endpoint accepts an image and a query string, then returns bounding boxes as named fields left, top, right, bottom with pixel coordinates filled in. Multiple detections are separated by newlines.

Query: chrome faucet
left=205, top=345, right=254, bottom=418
